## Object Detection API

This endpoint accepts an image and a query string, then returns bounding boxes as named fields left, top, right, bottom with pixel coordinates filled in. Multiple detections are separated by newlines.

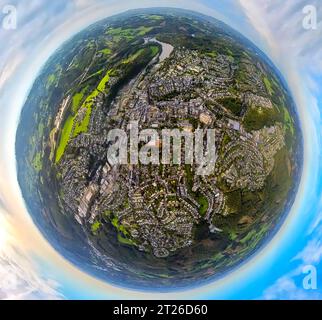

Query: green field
left=197, top=194, right=209, bottom=216
left=263, top=76, right=274, bottom=95
left=147, top=15, right=164, bottom=21
left=284, top=107, right=295, bottom=135
left=99, top=48, right=112, bottom=55
left=220, top=97, right=243, bottom=116
left=107, top=26, right=153, bottom=41
left=117, top=234, right=136, bottom=246
left=32, top=152, right=43, bottom=172
left=72, top=86, right=88, bottom=113
left=97, top=71, right=111, bottom=92
left=55, top=70, right=112, bottom=163
left=55, top=116, right=74, bottom=163
left=243, top=106, right=281, bottom=131
left=91, top=220, right=101, bottom=235
left=46, top=74, right=56, bottom=89
left=123, top=49, right=146, bottom=64
left=225, top=190, right=242, bottom=214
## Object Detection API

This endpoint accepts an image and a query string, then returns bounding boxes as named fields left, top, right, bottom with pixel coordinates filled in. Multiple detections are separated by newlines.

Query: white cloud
left=263, top=277, right=322, bottom=300
left=0, top=53, right=24, bottom=90
left=73, top=0, right=94, bottom=9
left=294, top=239, right=322, bottom=265
left=0, top=249, right=64, bottom=300
left=239, top=0, right=322, bottom=81
left=263, top=204, right=322, bottom=299
left=0, top=214, right=63, bottom=300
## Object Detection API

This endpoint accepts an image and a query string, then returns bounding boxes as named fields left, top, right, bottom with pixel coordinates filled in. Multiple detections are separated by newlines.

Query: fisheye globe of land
left=16, top=9, right=301, bottom=290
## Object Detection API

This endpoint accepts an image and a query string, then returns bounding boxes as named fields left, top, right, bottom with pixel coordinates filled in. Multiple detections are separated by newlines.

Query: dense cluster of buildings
left=56, top=45, right=285, bottom=257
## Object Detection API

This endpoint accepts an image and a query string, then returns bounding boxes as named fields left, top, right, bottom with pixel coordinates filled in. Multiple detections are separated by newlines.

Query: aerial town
left=55, top=43, right=286, bottom=258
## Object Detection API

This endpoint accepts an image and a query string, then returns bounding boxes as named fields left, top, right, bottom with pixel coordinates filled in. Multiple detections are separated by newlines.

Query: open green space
left=107, top=26, right=153, bottom=41
left=91, top=220, right=101, bottom=235
left=283, top=107, right=295, bottom=135
left=117, top=234, right=136, bottom=246
left=123, top=49, right=146, bottom=64
left=55, top=116, right=74, bottom=163
left=55, top=70, right=112, bottom=163
left=263, top=76, right=274, bottom=95
left=72, top=85, right=88, bottom=113
left=219, top=97, right=243, bottom=116
left=32, top=152, right=43, bottom=172
left=46, top=74, right=56, bottom=89
left=111, top=216, right=137, bottom=246
left=146, top=14, right=164, bottom=21
left=99, top=48, right=112, bottom=55
left=225, top=190, right=242, bottom=214
left=97, top=70, right=111, bottom=92
left=243, top=106, right=282, bottom=132
left=197, top=194, right=209, bottom=216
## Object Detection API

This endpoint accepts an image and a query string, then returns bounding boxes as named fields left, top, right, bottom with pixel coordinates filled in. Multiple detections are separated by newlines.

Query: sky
left=0, top=0, right=322, bottom=300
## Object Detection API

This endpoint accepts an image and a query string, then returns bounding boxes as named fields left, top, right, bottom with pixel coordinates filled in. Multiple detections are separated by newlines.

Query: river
left=145, top=37, right=174, bottom=62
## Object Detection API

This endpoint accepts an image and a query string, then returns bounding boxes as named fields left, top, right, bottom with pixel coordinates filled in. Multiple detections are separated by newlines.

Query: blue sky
left=0, top=0, right=322, bottom=299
